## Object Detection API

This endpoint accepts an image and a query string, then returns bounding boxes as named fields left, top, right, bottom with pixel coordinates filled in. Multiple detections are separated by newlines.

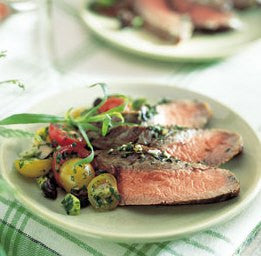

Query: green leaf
left=102, top=114, right=111, bottom=136
left=0, top=127, right=34, bottom=138
left=132, top=98, right=147, bottom=110
left=0, top=113, right=65, bottom=125
left=0, top=80, right=25, bottom=90
left=80, top=83, right=108, bottom=120
left=96, top=0, right=117, bottom=7
left=76, top=124, right=94, bottom=165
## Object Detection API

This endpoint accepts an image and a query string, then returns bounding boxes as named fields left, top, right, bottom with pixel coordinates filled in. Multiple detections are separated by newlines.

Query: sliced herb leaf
left=0, top=113, right=65, bottom=125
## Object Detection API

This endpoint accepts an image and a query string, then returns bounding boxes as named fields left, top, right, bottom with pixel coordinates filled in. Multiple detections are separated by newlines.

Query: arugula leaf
left=0, top=127, right=34, bottom=138
left=0, top=113, right=65, bottom=125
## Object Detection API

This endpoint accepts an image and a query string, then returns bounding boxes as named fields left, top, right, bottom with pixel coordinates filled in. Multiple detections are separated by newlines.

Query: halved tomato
left=98, top=96, right=125, bottom=113
left=52, top=144, right=89, bottom=188
left=49, top=124, right=86, bottom=147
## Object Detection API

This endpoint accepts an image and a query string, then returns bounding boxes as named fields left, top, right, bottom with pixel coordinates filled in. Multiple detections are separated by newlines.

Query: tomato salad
left=12, top=86, right=136, bottom=215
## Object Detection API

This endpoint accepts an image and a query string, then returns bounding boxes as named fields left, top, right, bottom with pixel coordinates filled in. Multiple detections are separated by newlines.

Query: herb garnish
left=0, top=83, right=130, bottom=166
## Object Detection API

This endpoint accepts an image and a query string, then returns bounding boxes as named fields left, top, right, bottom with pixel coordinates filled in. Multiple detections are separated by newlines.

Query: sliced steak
left=122, top=100, right=212, bottom=128
left=188, top=0, right=233, bottom=10
left=94, top=147, right=240, bottom=205
left=90, top=126, right=243, bottom=166
left=151, top=100, right=212, bottom=127
left=166, top=0, right=237, bottom=31
left=133, top=0, right=193, bottom=42
left=232, top=0, right=257, bottom=9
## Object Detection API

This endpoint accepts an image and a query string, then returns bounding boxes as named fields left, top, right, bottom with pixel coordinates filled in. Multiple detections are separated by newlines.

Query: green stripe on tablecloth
left=119, top=243, right=146, bottom=256
left=0, top=218, right=60, bottom=256
left=182, top=238, right=215, bottom=254
left=204, top=230, right=230, bottom=243
left=0, top=196, right=104, bottom=256
left=4, top=205, right=24, bottom=253
left=233, top=220, right=261, bottom=256
left=0, top=201, right=17, bottom=245
left=0, top=245, right=6, bottom=256
left=12, top=214, right=30, bottom=256
left=151, top=242, right=183, bottom=256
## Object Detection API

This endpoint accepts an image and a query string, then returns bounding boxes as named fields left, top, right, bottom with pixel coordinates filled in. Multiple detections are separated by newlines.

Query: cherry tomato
left=98, top=96, right=125, bottom=113
left=52, top=144, right=89, bottom=188
left=59, top=158, right=95, bottom=192
left=49, top=124, right=86, bottom=147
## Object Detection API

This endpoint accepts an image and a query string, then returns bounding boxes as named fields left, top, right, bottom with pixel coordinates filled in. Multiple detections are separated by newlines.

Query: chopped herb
left=61, top=193, right=80, bottom=215
left=139, top=105, right=158, bottom=122
left=132, top=98, right=147, bottom=110
left=131, top=16, right=144, bottom=28
left=158, top=98, right=171, bottom=105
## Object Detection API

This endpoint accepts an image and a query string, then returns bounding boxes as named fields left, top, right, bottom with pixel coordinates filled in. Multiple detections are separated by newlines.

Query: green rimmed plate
left=1, top=82, right=261, bottom=242
left=80, top=3, right=261, bottom=62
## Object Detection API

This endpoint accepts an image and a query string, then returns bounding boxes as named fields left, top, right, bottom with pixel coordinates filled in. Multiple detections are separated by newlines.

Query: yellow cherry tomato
left=33, top=127, right=51, bottom=145
left=59, top=158, right=95, bottom=192
left=70, top=107, right=86, bottom=119
left=14, top=158, right=52, bottom=178
left=87, top=173, right=120, bottom=211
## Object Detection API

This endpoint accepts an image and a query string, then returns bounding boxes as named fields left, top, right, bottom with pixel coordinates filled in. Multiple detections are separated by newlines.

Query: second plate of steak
left=166, top=0, right=238, bottom=31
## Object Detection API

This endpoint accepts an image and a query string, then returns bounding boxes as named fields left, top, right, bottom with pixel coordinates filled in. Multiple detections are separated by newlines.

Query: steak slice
left=166, top=0, right=237, bottom=31
left=232, top=0, right=257, bottom=9
left=90, top=126, right=243, bottom=166
left=150, top=100, right=212, bottom=128
left=133, top=0, right=193, bottom=42
left=122, top=100, right=212, bottom=128
left=93, top=147, right=240, bottom=205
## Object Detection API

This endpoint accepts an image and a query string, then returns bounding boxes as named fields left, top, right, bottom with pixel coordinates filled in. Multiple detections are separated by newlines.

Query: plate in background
left=80, top=3, right=261, bottom=62
left=1, top=82, right=261, bottom=242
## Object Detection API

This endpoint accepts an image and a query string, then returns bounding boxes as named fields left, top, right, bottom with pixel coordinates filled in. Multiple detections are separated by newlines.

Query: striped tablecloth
left=0, top=1, right=261, bottom=255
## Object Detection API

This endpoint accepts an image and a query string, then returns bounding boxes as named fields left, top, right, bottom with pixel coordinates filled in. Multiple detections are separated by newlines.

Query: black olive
left=71, top=188, right=89, bottom=208
left=95, top=169, right=108, bottom=175
left=117, top=9, right=135, bottom=28
left=93, top=98, right=102, bottom=107
left=41, top=179, right=57, bottom=200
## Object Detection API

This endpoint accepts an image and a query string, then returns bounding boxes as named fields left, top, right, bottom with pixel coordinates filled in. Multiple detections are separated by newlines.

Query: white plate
left=1, top=82, right=261, bottom=242
left=80, top=3, right=261, bottom=62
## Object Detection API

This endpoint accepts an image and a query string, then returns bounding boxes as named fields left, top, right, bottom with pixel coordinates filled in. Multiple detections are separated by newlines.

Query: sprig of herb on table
left=0, top=50, right=6, bottom=58
left=0, top=79, right=25, bottom=90
left=0, top=83, right=129, bottom=164
left=0, top=51, right=25, bottom=90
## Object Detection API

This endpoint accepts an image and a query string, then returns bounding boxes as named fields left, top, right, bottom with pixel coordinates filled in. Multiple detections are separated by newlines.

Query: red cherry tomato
left=49, top=124, right=86, bottom=147
left=52, top=144, right=89, bottom=188
left=98, top=97, right=125, bottom=113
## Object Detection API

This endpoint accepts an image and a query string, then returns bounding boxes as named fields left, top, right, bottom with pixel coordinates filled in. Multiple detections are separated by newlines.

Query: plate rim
left=1, top=81, right=261, bottom=242
left=80, top=1, right=261, bottom=62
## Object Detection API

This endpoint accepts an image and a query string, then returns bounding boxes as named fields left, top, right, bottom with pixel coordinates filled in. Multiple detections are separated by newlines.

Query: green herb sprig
left=0, top=79, right=25, bottom=90
left=0, top=83, right=130, bottom=165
